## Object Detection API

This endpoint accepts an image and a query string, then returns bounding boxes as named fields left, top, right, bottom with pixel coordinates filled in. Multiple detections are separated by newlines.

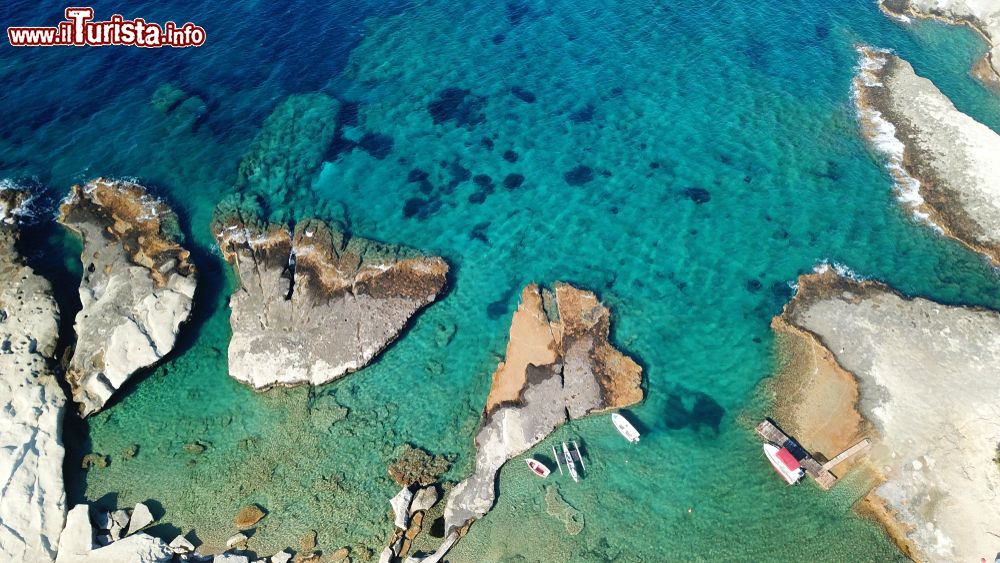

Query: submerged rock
left=214, top=207, right=448, bottom=389
left=427, top=283, right=643, bottom=560
left=233, top=504, right=266, bottom=529
left=387, top=444, right=453, bottom=487
left=0, top=187, right=66, bottom=563
left=59, top=179, right=197, bottom=416
left=235, top=93, right=340, bottom=211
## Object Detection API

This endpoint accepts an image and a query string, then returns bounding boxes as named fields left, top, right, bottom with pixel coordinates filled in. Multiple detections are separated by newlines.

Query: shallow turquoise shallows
left=3, top=0, right=1000, bottom=560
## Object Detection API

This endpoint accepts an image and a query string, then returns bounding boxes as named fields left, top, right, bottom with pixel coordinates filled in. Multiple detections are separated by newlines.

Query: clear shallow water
left=2, top=0, right=1000, bottom=560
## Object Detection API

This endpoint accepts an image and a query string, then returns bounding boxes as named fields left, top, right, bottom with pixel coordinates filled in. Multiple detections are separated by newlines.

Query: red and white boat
left=763, top=443, right=805, bottom=485
left=525, top=458, right=551, bottom=478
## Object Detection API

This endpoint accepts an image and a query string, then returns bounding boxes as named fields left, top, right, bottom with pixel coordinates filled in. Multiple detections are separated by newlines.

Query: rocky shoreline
left=0, top=188, right=66, bottom=562
left=771, top=268, right=1000, bottom=561
left=413, top=283, right=643, bottom=563
left=854, top=46, right=1000, bottom=263
left=213, top=203, right=449, bottom=390
left=59, top=179, right=197, bottom=416
left=880, top=0, right=1000, bottom=88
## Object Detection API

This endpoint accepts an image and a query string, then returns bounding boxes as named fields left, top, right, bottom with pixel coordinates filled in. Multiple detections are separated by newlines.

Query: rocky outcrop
left=235, top=93, right=340, bottom=213
left=880, top=0, right=1000, bottom=88
left=422, top=283, right=643, bottom=562
left=0, top=188, right=66, bottom=562
left=854, top=47, right=1000, bottom=263
left=776, top=268, right=1000, bottom=561
left=58, top=179, right=197, bottom=416
left=213, top=206, right=448, bottom=389
left=56, top=504, right=172, bottom=563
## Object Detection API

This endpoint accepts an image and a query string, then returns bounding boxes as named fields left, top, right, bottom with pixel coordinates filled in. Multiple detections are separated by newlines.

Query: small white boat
left=561, top=442, right=579, bottom=482
left=612, top=413, right=640, bottom=443
left=525, top=458, right=551, bottom=478
left=763, top=443, right=805, bottom=485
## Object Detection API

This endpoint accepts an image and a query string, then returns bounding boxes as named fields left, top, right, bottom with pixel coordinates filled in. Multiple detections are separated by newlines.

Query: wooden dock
left=755, top=419, right=869, bottom=490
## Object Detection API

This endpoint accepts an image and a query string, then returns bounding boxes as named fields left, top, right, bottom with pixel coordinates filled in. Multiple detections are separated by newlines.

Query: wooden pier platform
left=755, top=419, right=869, bottom=490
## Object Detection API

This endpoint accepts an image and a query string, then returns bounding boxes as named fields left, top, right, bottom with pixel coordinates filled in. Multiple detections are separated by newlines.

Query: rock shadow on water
left=662, top=386, right=725, bottom=436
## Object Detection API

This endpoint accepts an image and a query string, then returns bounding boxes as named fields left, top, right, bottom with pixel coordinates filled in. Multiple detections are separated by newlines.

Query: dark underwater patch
left=681, top=187, right=711, bottom=204
left=469, top=222, right=490, bottom=244
left=428, top=88, right=486, bottom=127
left=564, top=165, right=594, bottom=186
left=506, top=1, right=531, bottom=25
left=358, top=132, right=394, bottom=160
left=502, top=150, right=519, bottom=163
left=569, top=104, right=595, bottom=123
left=510, top=86, right=536, bottom=103
left=503, top=173, right=524, bottom=190
left=663, top=387, right=725, bottom=435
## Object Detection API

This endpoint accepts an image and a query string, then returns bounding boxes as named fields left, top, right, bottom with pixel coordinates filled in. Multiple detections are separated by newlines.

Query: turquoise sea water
left=3, top=0, right=1000, bottom=560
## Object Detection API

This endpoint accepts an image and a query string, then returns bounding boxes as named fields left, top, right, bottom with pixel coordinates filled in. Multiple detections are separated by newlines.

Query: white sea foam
left=813, top=260, right=868, bottom=282
left=852, top=47, right=940, bottom=230
left=0, top=179, right=37, bottom=224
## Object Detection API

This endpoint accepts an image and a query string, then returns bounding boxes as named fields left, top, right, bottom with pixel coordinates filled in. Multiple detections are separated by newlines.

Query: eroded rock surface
left=214, top=208, right=448, bottom=389
left=881, top=0, right=1000, bottom=87
left=59, top=179, right=197, bottom=416
left=777, top=268, right=1000, bottom=561
left=424, top=283, right=642, bottom=561
left=0, top=188, right=66, bottom=562
left=854, top=47, right=1000, bottom=263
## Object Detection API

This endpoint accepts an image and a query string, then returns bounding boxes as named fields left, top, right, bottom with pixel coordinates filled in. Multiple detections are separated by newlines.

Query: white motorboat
left=611, top=413, right=640, bottom=443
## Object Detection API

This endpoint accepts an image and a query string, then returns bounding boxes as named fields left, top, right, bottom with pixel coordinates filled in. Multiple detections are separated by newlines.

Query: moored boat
left=561, top=442, right=579, bottom=482
left=612, top=413, right=640, bottom=443
left=763, top=443, right=805, bottom=485
left=525, top=458, right=551, bottom=478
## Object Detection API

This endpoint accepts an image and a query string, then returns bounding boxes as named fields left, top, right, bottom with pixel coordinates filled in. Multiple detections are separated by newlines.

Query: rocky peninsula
left=0, top=188, right=66, bottom=562
left=417, top=283, right=643, bottom=563
left=214, top=206, right=448, bottom=389
left=880, top=0, right=1000, bottom=88
left=854, top=47, right=1000, bottom=263
left=772, top=268, right=1000, bottom=561
left=58, top=179, right=197, bottom=416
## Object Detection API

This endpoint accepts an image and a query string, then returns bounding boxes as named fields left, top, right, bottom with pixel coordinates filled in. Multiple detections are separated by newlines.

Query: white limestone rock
left=409, top=486, right=440, bottom=515
left=226, top=532, right=248, bottom=549
left=56, top=504, right=172, bottom=563
left=0, top=187, right=66, bottom=563
left=59, top=179, right=197, bottom=416
left=390, top=486, right=414, bottom=530
left=168, top=534, right=195, bottom=554
left=270, top=550, right=293, bottom=563
left=213, top=210, right=448, bottom=390
left=126, top=502, right=156, bottom=535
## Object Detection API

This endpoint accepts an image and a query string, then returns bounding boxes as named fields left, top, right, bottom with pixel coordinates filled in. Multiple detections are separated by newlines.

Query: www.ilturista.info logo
left=7, top=7, right=206, bottom=48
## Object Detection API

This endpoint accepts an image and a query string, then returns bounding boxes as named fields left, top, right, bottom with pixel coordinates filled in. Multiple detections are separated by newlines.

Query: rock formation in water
left=213, top=204, right=448, bottom=389
left=0, top=188, right=66, bottom=562
left=774, top=267, right=1000, bottom=561
left=420, top=283, right=643, bottom=562
left=235, top=93, right=340, bottom=215
left=880, top=0, right=1000, bottom=87
left=58, top=179, right=197, bottom=416
left=854, top=47, right=1000, bottom=263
